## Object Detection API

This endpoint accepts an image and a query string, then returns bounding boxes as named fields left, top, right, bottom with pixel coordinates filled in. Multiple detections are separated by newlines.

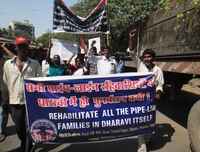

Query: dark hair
left=142, top=49, right=156, bottom=58
left=16, top=43, right=29, bottom=52
left=92, top=46, right=97, bottom=51
left=53, top=54, right=60, bottom=59
left=75, top=54, right=84, bottom=63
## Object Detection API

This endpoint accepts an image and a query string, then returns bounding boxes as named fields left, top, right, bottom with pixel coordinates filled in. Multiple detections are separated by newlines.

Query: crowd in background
left=41, top=42, right=125, bottom=77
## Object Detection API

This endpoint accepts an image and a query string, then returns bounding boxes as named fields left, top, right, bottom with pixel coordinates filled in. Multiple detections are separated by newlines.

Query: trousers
left=9, top=105, right=26, bottom=146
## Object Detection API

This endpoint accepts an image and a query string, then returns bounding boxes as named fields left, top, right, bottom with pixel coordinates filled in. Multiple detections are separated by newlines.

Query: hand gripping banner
left=24, top=72, right=156, bottom=144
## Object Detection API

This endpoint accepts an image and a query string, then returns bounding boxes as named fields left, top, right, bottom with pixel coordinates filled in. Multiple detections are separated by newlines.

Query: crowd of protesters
left=0, top=36, right=126, bottom=152
left=40, top=41, right=125, bottom=77
left=0, top=29, right=164, bottom=152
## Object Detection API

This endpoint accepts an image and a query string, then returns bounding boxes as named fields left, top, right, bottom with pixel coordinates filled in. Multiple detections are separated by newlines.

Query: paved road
left=0, top=109, right=190, bottom=152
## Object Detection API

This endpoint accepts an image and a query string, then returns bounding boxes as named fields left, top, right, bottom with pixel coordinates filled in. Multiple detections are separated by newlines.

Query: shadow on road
left=7, top=147, right=21, bottom=152
left=148, top=123, right=175, bottom=151
left=5, top=125, right=16, bottom=136
left=158, top=91, right=199, bottom=128
left=60, top=140, right=138, bottom=152
left=31, top=138, right=139, bottom=152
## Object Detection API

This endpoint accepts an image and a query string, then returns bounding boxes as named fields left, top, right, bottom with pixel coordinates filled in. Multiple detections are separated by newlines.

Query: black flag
left=53, top=0, right=108, bottom=33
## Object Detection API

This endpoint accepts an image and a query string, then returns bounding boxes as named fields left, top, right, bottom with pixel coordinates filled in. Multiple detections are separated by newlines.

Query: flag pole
left=105, top=0, right=111, bottom=48
left=46, top=29, right=52, bottom=62
left=48, top=29, right=52, bottom=48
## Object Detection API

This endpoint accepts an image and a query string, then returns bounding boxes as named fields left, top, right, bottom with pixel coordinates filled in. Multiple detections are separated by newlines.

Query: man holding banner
left=128, top=30, right=164, bottom=152
left=128, top=30, right=164, bottom=100
left=2, top=36, right=41, bottom=152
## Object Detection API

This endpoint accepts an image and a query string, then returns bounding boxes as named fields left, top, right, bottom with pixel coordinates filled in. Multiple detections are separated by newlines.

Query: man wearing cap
left=2, top=36, right=42, bottom=151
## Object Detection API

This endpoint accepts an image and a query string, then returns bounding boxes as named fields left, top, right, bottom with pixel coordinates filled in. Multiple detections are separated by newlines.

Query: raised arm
left=128, top=29, right=137, bottom=51
left=1, top=43, right=15, bottom=58
left=68, top=53, right=76, bottom=65
left=46, top=43, right=52, bottom=63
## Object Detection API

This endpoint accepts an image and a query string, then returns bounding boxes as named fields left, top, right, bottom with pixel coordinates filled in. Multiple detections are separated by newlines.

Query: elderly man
left=3, top=36, right=41, bottom=151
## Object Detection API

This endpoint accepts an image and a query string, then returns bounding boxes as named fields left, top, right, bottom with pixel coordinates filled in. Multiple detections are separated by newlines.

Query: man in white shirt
left=97, top=48, right=117, bottom=75
left=128, top=30, right=164, bottom=152
left=137, top=49, right=164, bottom=98
left=3, top=36, right=41, bottom=151
left=128, top=30, right=164, bottom=99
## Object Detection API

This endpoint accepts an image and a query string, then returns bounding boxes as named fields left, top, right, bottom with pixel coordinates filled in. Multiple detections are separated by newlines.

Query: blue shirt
left=48, top=65, right=65, bottom=76
left=116, top=60, right=125, bottom=73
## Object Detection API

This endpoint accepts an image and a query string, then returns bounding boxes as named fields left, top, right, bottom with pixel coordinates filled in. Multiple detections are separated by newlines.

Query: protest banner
left=24, top=72, right=156, bottom=144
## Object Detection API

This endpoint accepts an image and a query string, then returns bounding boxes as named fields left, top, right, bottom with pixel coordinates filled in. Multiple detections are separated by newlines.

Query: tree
left=36, top=32, right=51, bottom=47
left=36, top=32, right=79, bottom=47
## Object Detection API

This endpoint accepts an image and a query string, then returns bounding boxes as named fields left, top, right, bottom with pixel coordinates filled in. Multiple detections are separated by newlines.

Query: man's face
left=92, top=47, right=97, bottom=55
left=17, top=44, right=29, bottom=61
left=75, top=58, right=81, bottom=67
left=102, top=49, right=109, bottom=58
left=53, top=55, right=61, bottom=65
left=142, top=53, right=153, bottom=67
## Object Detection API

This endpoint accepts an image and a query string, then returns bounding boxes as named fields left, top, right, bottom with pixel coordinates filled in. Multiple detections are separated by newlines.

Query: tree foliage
left=159, top=0, right=200, bottom=11
left=36, top=0, right=200, bottom=51
left=36, top=33, right=50, bottom=47
left=72, top=0, right=158, bottom=29
left=36, top=32, right=79, bottom=47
